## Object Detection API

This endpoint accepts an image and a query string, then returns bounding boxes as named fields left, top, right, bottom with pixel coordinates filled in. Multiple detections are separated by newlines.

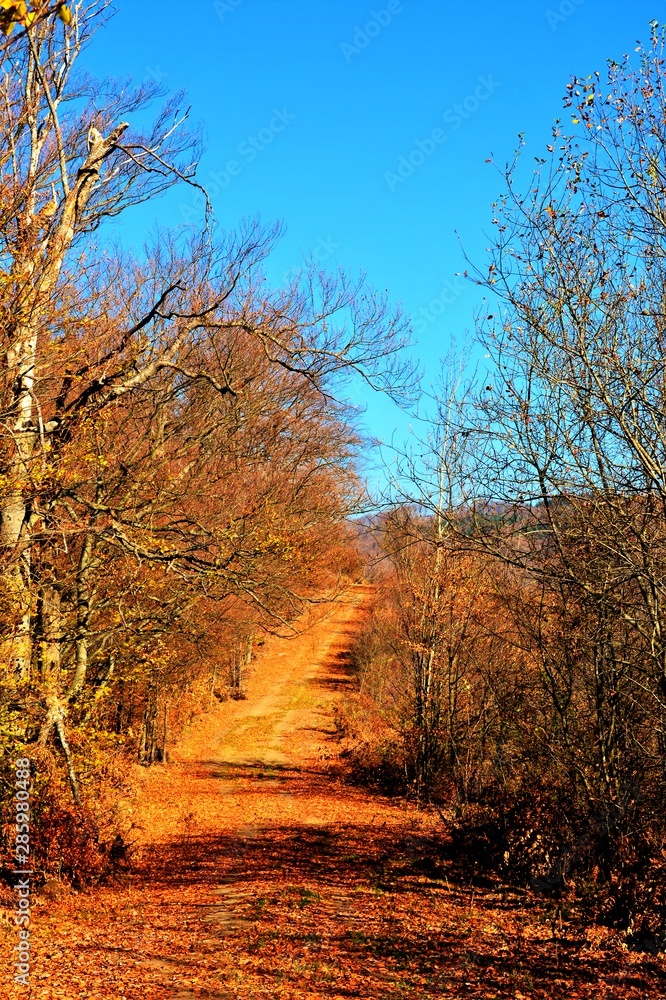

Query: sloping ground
left=2, top=585, right=666, bottom=999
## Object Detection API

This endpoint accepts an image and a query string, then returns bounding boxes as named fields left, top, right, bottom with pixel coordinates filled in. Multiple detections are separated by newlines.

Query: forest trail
left=3, top=586, right=665, bottom=999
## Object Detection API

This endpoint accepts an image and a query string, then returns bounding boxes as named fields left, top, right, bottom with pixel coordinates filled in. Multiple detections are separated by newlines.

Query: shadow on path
left=128, top=813, right=666, bottom=1000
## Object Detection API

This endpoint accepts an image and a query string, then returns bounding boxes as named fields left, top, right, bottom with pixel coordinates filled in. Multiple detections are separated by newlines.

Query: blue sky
left=86, top=0, right=661, bottom=456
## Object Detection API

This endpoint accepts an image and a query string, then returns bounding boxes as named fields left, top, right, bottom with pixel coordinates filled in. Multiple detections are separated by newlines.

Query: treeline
left=0, top=4, right=410, bottom=880
left=5, top=6, right=666, bottom=945
left=346, top=30, right=666, bottom=945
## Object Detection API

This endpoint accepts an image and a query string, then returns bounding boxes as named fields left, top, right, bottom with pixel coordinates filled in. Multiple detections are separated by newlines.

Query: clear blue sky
left=86, top=0, right=661, bottom=456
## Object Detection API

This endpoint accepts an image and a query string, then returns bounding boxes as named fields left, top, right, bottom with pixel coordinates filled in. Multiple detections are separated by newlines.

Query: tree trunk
left=68, top=533, right=95, bottom=701
left=38, top=693, right=81, bottom=805
left=55, top=715, right=81, bottom=807
left=0, top=480, right=33, bottom=679
left=139, top=683, right=159, bottom=764
left=37, top=581, right=61, bottom=682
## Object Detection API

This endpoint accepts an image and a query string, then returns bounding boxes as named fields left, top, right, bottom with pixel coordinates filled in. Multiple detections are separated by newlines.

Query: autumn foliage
left=343, top=27, right=666, bottom=950
left=0, top=5, right=408, bottom=882
left=2, top=0, right=666, bottom=969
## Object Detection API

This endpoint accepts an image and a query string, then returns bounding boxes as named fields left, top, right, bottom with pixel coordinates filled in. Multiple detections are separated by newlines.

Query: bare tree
left=0, top=7, right=415, bottom=805
left=0, top=2, right=204, bottom=677
left=451, top=24, right=666, bottom=866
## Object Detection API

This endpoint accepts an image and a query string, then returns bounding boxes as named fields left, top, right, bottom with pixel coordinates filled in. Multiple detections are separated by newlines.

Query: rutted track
left=2, top=586, right=665, bottom=999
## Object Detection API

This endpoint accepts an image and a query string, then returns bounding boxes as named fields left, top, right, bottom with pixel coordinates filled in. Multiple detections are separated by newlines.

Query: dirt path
left=2, top=586, right=666, bottom=999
